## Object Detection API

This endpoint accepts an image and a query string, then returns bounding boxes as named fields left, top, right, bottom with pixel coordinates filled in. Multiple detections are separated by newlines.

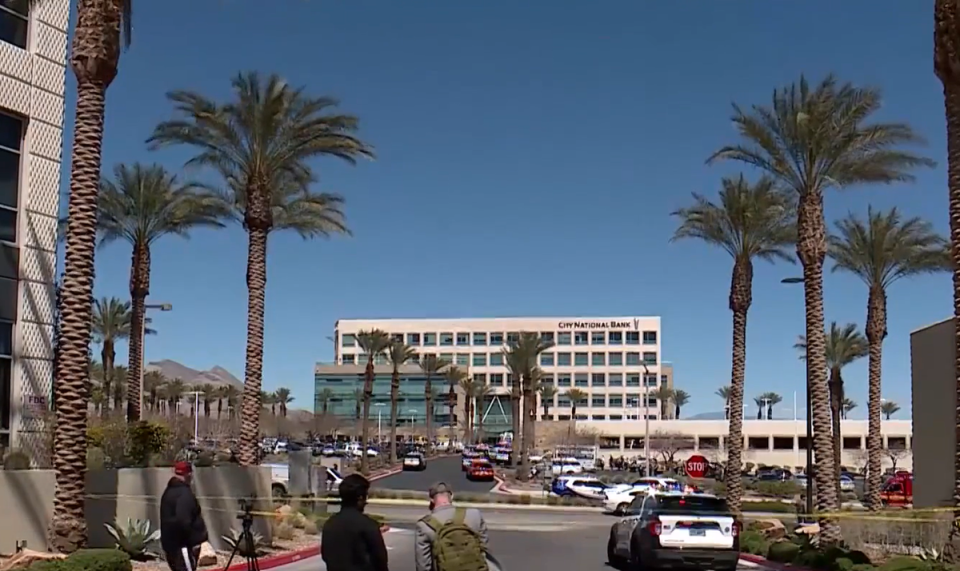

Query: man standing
left=159, top=462, right=208, bottom=571
left=321, top=474, right=390, bottom=571
left=415, top=482, right=489, bottom=571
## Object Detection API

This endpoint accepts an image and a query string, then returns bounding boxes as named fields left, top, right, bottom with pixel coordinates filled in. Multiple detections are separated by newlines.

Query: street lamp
left=184, top=390, right=201, bottom=443
left=781, top=276, right=814, bottom=518
left=374, top=402, right=386, bottom=441
left=640, top=363, right=652, bottom=477
left=140, top=302, right=173, bottom=414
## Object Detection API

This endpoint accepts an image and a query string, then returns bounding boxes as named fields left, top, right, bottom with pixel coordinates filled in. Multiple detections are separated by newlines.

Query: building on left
left=0, top=0, right=70, bottom=458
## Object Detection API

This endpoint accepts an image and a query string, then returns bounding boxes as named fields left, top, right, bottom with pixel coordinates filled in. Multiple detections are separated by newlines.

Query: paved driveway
left=373, top=456, right=498, bottom=494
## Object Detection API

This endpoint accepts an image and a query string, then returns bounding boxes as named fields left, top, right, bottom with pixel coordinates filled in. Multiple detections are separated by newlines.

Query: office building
left=320, top=316, right=663, bottom=434
left=0, top=0, right=69, bottom=457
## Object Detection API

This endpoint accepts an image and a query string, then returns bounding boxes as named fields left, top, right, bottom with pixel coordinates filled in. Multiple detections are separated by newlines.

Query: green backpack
left=424, top=508, right=489, bottom=571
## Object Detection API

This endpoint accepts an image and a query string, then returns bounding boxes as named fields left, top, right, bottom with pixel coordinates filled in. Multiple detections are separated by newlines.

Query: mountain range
left=146, top=359, right=243, bottom=388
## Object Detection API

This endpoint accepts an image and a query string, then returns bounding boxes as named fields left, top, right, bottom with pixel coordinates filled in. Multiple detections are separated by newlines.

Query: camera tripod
left=222, top=497, right=261, bottom=571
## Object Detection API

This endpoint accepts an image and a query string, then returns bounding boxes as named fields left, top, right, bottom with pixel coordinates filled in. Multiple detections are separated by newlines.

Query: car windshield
left=657, top=496, right=729, bottom=514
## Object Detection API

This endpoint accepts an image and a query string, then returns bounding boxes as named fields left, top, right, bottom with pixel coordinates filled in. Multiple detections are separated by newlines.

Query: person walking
left=415, top=482, right=489, bottom=571
left=159, top=462, right=208, bottom=571
left=321, top=474, right=390, bottom=571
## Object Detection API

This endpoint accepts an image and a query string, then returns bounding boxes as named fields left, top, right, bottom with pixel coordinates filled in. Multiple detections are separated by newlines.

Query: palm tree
left=90, top=386, right=107, bottom=416
left=444, top=366, right=468, bottom=439
left=91, top=297, right=134, bottom=415
left=419, top=354, right=449, bottom=450
left=199, top=384, right=216, bottom=417
left=651, top=386, right=675, bottom=419
left=828, top=207, right=947, bottom=510
left=796, top=321, right=868, bottom=504
left=565, top=389, right=587, bottom=421
left=274, top=388, right=293, bottom=417
left=842, top=398, right=857, bottom=420
left=716, top=386, right=732, bottom=419
left=355, top=330, right=391, bottom=474
left=387, top=342, right=418, bottom=463
left=539, top=385, right=557, bottom=417
left=472, top=380, right=493, bottom=444
left=316, top=388, right=334, bottom=415
left=935, top=3, right=960, bottom=551
left=673, top=390, right=690, bottom=419
left=708, top=76, right=933, bottom=541
left=672, top=174, right=796, bottom=512
left=501, top=347, right=525, bottom=465
left=881, top=401, right=901, bottom=420
left=46, top=0, right=133, bottom=552
left=148, top=73, right=372, bottom=465
left=458, top=377, right=476, bottom=443
left=165, top=378, right=187, bottom=415
left=353, top=387, right=363, bottom=439
left=764, top=393, right=783, bottom=420
left=110, top=365, right=128, bottom=411
left=143, top=371, right=165, bottom=414
left=222, top=385, right=241, bottom=420
left=508, top=333, right=554, bottom=478
left=97, top=163, right=226, bottom=422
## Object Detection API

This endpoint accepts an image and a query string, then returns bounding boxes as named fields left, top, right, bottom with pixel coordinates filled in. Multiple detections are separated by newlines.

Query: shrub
left=879, top=557, right=932, bottom=571
left=766, top=541, right=800, bottom=563
left=4, top=449, right=31, bottom=470
left=126, top=421, right=168, bottom=467
left=742, top=501, right=794, bottom=513
left=222, top=529, right=266, bottom=557
left=87, top=447, right=107, bottom=470
left=33, top=549, right=134, bottom=571
left=104, top=518, right=161, bottom=561
left=739, top=531, right=770, bottom=556
left=518, top=494, right=532, bottom=505
left=753, top=481, right=802, bottom=498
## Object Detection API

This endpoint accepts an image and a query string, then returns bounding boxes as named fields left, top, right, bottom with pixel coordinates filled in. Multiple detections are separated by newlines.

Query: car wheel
left=272, top=484, right=286, bottom=498
left=607, top=531, right=623, bottom=569
left=616, top=503, right=628, bottom=516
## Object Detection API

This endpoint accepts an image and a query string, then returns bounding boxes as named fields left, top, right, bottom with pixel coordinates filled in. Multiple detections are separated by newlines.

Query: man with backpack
left=415, top=482, right=490, bottom=571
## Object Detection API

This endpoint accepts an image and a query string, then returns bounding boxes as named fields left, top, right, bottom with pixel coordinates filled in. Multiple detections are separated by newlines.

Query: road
left=373, top=456, right=498, bottom=494
left=283, top=506, right=767, bottom=571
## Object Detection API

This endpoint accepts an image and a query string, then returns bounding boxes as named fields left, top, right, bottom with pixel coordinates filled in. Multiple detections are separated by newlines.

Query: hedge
left=30, top=550, right=132, bottom=571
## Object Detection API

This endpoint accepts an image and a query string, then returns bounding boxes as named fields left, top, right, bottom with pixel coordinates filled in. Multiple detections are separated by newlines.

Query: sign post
left=685, top=454, right=708, bottom=479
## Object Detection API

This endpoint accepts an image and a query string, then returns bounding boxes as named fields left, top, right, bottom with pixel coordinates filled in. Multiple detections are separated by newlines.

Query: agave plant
left=105, top=518, right=161, bottom=561
left=222, top=529, right=265, bottom=557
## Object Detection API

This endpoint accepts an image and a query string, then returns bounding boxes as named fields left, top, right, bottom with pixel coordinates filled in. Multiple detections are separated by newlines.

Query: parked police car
left=550, top=474, right=608, bottom=500
left=607, top=492, right=740, bottom=571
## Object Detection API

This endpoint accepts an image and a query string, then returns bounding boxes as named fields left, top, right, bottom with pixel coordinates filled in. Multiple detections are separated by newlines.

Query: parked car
left=403, top=453, right=427, bottom=471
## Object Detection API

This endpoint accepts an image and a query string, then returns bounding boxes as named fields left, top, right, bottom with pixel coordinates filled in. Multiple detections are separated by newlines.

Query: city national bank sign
left=558, top=319, right=640, bottom=330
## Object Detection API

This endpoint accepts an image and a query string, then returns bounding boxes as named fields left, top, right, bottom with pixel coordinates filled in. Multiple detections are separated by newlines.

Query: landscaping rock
left=0, top=550, right=65, bottom=571
left=197, top=543, right=217, bottom=567
left=751, top=519, right=786, bottom=540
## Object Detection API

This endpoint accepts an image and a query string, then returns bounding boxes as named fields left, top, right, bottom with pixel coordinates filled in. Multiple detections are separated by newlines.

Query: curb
left=224, top=545, right=320, bottom=571
left=365, top=497, right=601, bottom=512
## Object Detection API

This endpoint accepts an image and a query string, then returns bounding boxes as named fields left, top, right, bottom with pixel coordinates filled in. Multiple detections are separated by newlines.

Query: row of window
left=0, top=1, right=28, bottom=50
left=341, top=350, right=659, bottom=367
left=546, top=414, right=655, bottom=421
left=470, top=372, right=662, bottom=389
left=341, top=329, right=658, bottom=348
left=0, top=111, right=22, bottom=245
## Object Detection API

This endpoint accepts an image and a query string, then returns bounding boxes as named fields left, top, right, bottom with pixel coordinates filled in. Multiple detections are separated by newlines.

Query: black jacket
left=320, top=506, right=389, bottom=571
left=159, top=478, right=209, bottom=552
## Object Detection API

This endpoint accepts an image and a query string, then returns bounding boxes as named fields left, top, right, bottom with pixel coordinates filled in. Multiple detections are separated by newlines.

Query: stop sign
left=685, top=455, right=708, bottom=478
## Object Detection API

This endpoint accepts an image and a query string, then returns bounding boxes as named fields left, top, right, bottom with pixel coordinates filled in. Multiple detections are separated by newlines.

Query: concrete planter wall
left=0, top=466, right=274, bottom=554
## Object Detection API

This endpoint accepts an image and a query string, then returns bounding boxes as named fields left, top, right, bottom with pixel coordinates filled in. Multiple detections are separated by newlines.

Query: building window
left=489, top=332, right=504, bottom=345
left=644, top=374, right=658, bottom=387
left=591, top=373, right=605, bottom=387
left=609, top=396, right=623, bottom=407
left=472, top=353, right=487, bottom=367
left=440, top=332, right=453, bottom=346
left=609, top=353, right=623, bottom=366
left=0, top=1, right=28, bottom=50
left=574, top=331, right=588, bottom=345
left=390, top=333, right=403, bottom=343
left=472, top=332, right=487, bottom=346
left=574, top=373, right=588, bottom=387
left=609, top=414, right=622, bottom=421
left=592, top=396, right=606, bottom=408
left=591, top=352, right=605, bottom=366
left=557, top=374, right=571, bottom=388
left=473, top=373, right=486, bottom=384
left=423, top=333, right=437, bottom=346
left=643, top=352, right=658, bottom=365
left=540, top=331, right=554, bottom=343
left=558, top=396, right=571, bottom=408
left=626, top=331, right=640, bottom=345
left=574, top=352, right=588, bottom=366
left=341, top=354, right=355, bottom=364
left=661, top=374, right=668, bottom=385
left=626, top=352, right=641, bottom=366
left=609, top=373, right=623, bottom=387
left=507, top=332, right=520, bottom=344
left=508, top=374, right=518, bottom=388
left=540, top=353, right=554, bottom=367
left=490, top=373, right=504, bottom=386
left=591, top=331, right=605, bottom=345
left=557, top=332, right=571, bottom=345
left=489, top=352, right=504, bottom=366
left=439, top=352, right=454, bottom=362
left=626, top=374, right=641, bottom=387
left=0, top=357, right=9, bottom=431
left=643, top=331, right=658, bottom=344
left=557, top=352, right=571, bottom=366
left=407, top=333, right=420, bottom=346
left=456, top=333, right=469, bottom=346
left=455, top=353, right=469, bottom=366
left=540, top=373, right=555, bottom=386
left=341, top=334, right=356, bottom=347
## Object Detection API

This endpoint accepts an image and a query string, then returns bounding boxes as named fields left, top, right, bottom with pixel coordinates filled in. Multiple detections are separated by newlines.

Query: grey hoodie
left=414, top=505, right=489, bottom=571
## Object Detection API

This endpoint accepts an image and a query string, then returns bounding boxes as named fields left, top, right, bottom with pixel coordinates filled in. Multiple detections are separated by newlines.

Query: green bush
left=4, top=449, right=31, bottom=470
left=518, top=494, right=532, bottom=505
left=766, top=541, right=801, bottom=563
left=738, top=531, right=769, bottom=556
left=38, top=549, right=133, bottom=571
left=127, top=422, right=168, bottom=467
left=741, top=500, right=794, bottom=513
left=879, top=557, right=932, bottom=571
left=753, top=481, right=802, bottom=497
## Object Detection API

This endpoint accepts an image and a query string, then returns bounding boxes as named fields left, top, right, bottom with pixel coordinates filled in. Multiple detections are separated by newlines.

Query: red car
left=466, top=459, right=495, bottom=481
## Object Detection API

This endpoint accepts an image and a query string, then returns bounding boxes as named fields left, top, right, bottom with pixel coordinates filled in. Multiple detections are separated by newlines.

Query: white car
left=604, top=487, right=651, bottom=515
left=403, top=453, right=427, bottom=471
left=840, top=475, right=855, bottom=492
left=607, top=492, right=740, bottom=571
left=606, top=477, right=683, bottom=496
left=552, top=477, right=609, bottom=500
left=551, top=459, right=584, bottom=475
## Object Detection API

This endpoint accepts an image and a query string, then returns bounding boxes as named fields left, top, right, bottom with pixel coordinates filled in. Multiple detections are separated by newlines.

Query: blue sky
left=64, top=0, right=943, bottom=418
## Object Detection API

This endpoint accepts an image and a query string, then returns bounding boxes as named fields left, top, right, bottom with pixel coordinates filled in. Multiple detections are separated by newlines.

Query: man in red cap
left=160, top=462, right=208, bottom=571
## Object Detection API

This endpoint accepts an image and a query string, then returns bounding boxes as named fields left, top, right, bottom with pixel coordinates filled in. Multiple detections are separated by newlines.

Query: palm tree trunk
left=865, top=287, right=887, bottom=511
left=239, top=228, right=268, bottom=465
left=390, top=371, right=400, bottom=464
left=424, top=376, right=433, bottom=452
left=100, top=344, right=112, bottom=415
left=126, top=244, right=149, bottom=422
left=797, top=193, right=841, bottom=545
left=828, top=367, right=843, bottom=506
left=360, top=360, right=375, bottom=475
left=725, top=258, right=751, bottom=514
left=518, top=386, right=533, bottom=481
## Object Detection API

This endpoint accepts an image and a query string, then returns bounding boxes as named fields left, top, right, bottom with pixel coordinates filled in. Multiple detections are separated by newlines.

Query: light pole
left=185, top=390, right=201, bottom=443
left=408, top=408, right=417, bottom=428
left=140, top=302, right=172, bottom=413
left=781, top=276, right=814, bottom=518
left=641, top=363, right=651, bottom=477
left=374, top=402, right=386, bottom=441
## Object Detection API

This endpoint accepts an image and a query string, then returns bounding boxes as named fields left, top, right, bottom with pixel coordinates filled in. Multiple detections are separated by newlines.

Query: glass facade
left=314, top=371, right=453, bottom=426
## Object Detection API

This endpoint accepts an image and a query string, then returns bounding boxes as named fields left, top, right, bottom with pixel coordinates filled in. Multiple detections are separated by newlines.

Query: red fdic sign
left=685, top=455, right=708, bottom=478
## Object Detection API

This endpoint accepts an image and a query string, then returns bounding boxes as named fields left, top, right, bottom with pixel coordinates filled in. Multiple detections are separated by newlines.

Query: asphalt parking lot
left=373, top=455, right=499, bottom=494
